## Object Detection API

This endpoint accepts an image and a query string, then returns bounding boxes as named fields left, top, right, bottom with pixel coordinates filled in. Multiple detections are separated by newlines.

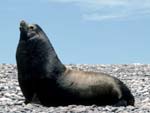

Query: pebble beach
left=0, top=64, right=150, bottom=113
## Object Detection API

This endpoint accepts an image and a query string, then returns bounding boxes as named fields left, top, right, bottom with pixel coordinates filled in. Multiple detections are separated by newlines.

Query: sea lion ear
left=34, top=24, right=44, bottom=33
left=34, top=24, right=40, bottom=29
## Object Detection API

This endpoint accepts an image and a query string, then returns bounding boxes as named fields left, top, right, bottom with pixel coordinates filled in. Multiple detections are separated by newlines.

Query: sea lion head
left=19, top=20, right=47, bottom=41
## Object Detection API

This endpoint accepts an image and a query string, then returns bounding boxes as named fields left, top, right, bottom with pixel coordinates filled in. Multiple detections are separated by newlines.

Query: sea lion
left=16, top=20, right=135, bottom=107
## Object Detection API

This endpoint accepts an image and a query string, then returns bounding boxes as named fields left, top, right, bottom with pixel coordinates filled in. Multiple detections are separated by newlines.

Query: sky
left=0, top=0, right=150, bottom=64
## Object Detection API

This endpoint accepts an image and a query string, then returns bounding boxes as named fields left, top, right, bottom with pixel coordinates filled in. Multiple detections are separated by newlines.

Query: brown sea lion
left=16, top=20, right=134, bottom=107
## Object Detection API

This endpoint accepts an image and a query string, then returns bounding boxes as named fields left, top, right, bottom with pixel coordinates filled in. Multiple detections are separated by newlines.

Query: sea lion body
left=16, top=20, right=134, bottom=106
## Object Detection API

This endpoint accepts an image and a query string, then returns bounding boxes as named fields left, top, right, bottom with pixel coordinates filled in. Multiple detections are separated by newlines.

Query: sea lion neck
left=46, top=42, right=66, bottom=78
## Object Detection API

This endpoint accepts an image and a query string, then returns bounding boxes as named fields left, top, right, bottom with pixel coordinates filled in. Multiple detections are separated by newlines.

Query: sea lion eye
left=29, top=25, right=34, bottom=30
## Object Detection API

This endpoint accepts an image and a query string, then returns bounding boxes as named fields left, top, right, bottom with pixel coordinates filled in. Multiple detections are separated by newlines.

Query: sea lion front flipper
left=18, top=79, right=34, bottom=104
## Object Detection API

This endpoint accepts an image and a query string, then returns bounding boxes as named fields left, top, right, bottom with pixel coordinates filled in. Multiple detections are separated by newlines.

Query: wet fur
left=16, top=20, right=135, bottom=107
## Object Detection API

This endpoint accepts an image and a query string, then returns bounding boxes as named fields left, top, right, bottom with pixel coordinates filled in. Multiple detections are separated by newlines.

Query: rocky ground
left=0, top=64, right=150, bottom=113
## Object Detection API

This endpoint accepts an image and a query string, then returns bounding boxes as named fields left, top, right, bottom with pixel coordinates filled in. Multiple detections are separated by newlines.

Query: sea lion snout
left=20, top=20, right=28, bottom=31
left=20, top=20, right=27, bottom=26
